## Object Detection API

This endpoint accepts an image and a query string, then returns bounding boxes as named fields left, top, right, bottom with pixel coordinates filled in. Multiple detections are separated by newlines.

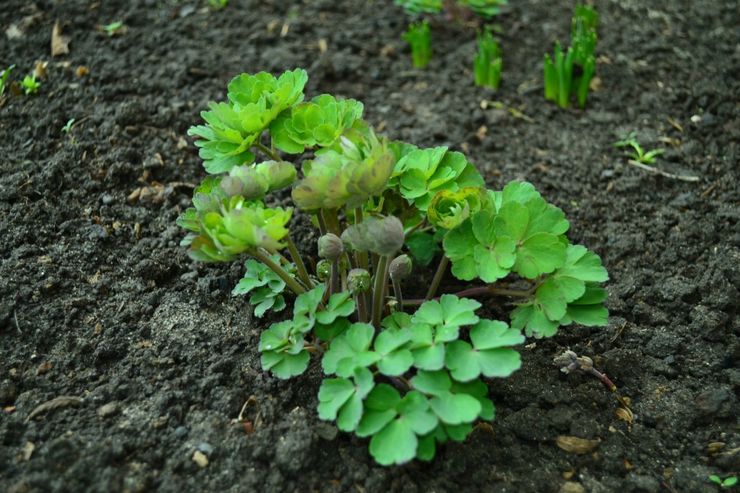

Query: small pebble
left=197, top=442, right=213, bottom=455
left=97, top=401, right=120, bottom=418
left=174, top=426, right=188, bottom=438
left=192, top=450, right=208, bottom=467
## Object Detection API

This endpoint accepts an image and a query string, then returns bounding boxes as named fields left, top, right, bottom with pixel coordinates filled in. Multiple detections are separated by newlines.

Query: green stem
left=321, top=208, right=341, bottom=236
left=251, top=248, right=306, bottom=296
left=329, top=260, right=339, bottom=296
left=425, top=256, right=449, bottom=300
left=316, top=213, right=327, bottom=236
left=354, top=208, right=369, bottom=271
left=404, top=284, right=535, bottom=306
left=354, top=293, right=368, bottom=323
left=391, top=278, right=403, bottom=312
left=371, top=255, right=390, bottom=328
left=285, top=236, right=313, bottom=289
left=255, top=141, right=281, bottom=162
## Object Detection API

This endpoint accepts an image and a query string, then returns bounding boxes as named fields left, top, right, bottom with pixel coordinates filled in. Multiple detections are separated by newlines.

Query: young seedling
left=403, top=20, right=432, bottom=69
left=473, top=28, right=502, bottom=89
left=709, top=475, right=738, bottom=489
left=0, top=64, right=15, bottom=98
left=395, top=1, right=506, bottom=68
left=101, top=21, right=126, bottom=37
left=613, top=132, right=664, bottom=164
left=208, top=0, right=228, bottom=10
left=544, top=4, right=598, bottom=108
left=21, top=74, right=40, bottom=95
left=61, top=118, right=75, bottom=134
left=179, top=69, right=610, bottom=465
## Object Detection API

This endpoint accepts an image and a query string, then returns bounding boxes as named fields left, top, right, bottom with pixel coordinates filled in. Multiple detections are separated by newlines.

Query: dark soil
left=1, top=0, right=738, bottom=492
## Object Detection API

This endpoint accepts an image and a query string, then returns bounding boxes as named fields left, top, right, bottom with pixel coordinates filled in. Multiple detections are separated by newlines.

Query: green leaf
left=367, top=390, right=438, bottom=465
left=316, top=291, right=355, bottom=325
left=410, top=324, right=446, bottom=370
left=405, top=231, right=440, bottom=267
left=322, top=322, right=378, bottom=377
left=428, top=391, right=481, bottom=425
left=260, top=350, right=309, bottom=379
left=317, top=367, right=374, bottom=432
left=558, top=244, right=609, bottom=282
left=410, top=370, right=451, bottom=396
left=315, top=317, right=351, bottom=342
left=374, top=329, right=414, bottom=376
left=368, top=417, right=419, bottom=465
left=416, top=433, right=436, bottom=461
left=445, top=320, right=523, bottom=381
left=270, top=94, right=364, bottom=153
left=510, top=303, right=560, bottom=338
left=412, top=295, right=481, bottom=342
left=514, top=232, right=567, bottom=279
left=451, top=379, right=495, bottom=420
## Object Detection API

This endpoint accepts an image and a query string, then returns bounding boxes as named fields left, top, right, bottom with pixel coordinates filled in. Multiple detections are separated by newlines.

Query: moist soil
left=1, top=1, right=738, bottom=492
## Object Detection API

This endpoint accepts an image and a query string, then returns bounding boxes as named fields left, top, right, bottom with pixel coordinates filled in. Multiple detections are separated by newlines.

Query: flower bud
left=318, top=233, right=344, bottom=261
left=389, top=254, right=412, bottom=281
left=347, top=268, right=371, bottom=294
left=219, top=176, right=244, bottom=197
left=316, top=259, right=331, bottom=281
left=371, top=216, right=405, bottom=256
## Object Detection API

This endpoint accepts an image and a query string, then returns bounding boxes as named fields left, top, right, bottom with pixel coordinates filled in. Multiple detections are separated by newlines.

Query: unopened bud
left=389, top=254, right=412, bottom=281
left=318, top=233, right=344, bottom=261
left=371, top=216, right=405, bottom=256
left=347, top=269, right=371, bottom=294
left=316, top=259, right=331, bottom=281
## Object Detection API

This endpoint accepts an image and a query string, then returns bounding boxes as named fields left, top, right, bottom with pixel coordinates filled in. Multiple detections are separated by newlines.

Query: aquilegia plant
left=179, top=68, right=609, bottom=465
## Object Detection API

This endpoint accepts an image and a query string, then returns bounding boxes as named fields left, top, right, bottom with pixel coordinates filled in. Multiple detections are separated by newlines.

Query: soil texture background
left=1, top=0, right=738, bottom=492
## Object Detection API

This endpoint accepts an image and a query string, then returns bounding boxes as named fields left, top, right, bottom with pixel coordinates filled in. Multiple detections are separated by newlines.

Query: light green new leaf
left=412, top=295, right=481, bottom=342
left=367, top=390, right=438, bottom=466
left=374, top=329, right=414, bottom=376
left=445, top=320, right=523, bottom=381
left=316, top=291, right=355, bottom=325
left=317, top=367, right=374, bottom=432
left=322, top=322, right=378, bottom=377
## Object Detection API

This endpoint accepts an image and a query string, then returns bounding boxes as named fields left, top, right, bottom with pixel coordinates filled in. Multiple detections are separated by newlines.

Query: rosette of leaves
left=427, top=187, right=486, bottom=230
left=180, top=194, right=293, bottom=262
left=511, top=244, right=609, bottom=337
left=233, top=255, right=296, bottom=317
left=292, top=124, right=394, bottom=211
left=391, top=145, right=484, bottom=211
left=188, top=68, right=308, bottom=173
left=443, top=181, right=570, bottom=282
left=270, top=94, right=364, bottom=154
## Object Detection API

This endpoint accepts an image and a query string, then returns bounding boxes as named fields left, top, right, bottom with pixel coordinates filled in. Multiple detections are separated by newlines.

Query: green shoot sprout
left=179, top=69, right=610, bottom=465
left=474, top=28, right=502, bottom=89
left=0, top=64, right=15, bottom=97
left=709, top=475, right=738, bottom=489
left=403, top=20, right=432, bottom=69
left=613, top=132, right=664, bottom=164
left=102, top=21, right=125, bottom=37
left=21, top=74, right=40, bottom=95
left=208, top=0, right=228, bottom=9
left=544, top=4, right=598, bottom=108
left=61, top=118, right=75, bottom=133
left=394, top=0, right=443, bottom=15
left=459, top=0, right=507, bottom=18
